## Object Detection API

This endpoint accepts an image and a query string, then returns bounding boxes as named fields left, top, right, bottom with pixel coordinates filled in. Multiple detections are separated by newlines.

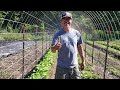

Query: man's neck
left=64, top=27, right=72, bottom=32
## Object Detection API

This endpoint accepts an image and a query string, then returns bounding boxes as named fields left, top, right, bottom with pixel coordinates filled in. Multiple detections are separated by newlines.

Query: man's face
left=60, top=17, right=72, bottom=28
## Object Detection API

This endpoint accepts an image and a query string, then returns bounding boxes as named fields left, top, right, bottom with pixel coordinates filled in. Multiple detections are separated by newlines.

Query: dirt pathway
left=49, top=58, right=57, bottom=79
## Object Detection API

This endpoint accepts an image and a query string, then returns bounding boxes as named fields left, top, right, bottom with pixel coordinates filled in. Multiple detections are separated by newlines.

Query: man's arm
left=77, top=44, right=85, bottom=70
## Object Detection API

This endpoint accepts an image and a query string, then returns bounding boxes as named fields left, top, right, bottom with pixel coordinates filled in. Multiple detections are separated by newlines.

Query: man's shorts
left=55, top=65, right=81, bottom=79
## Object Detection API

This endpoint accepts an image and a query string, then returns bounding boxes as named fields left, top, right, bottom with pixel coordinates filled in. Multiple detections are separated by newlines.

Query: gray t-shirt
left=52, top=28, right=83, bottom=68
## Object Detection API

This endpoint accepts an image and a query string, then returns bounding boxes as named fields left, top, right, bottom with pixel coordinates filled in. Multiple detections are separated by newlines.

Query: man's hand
left=54, top=36, right=62, bottom=50
left=80, top=62, right=85, bottom=71
left=51, top=36, right=62, bottom=53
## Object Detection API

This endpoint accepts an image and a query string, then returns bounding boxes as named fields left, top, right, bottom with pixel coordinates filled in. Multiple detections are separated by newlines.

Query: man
left=51, top=11, right=85, bottom=79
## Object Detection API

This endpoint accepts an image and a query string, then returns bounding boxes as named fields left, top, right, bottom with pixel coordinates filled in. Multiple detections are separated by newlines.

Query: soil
left=49, top=58, right=57, bottom=79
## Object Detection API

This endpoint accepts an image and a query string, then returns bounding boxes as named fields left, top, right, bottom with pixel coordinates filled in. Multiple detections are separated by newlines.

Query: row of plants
left=96, top=30, right=120, bottom=40
left=85, top=40, right=120, bottom=56
left=0, top=33, right=52, bottom=41
left=0, top=33, right=32, bottom=40
left=81, top=66, right=101, bottom=79
left=85, top=43, right=120, bottom=78
left=26, top=50, right=56, bottom=79
left=96, top=40, right=120, bottom=51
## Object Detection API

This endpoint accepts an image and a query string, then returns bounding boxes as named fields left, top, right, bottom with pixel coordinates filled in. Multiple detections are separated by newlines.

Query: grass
left=0, top=33, right=33, bottom=40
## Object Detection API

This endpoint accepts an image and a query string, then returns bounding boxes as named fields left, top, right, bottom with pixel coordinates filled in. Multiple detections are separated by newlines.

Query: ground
left=0, top=41, right=119, bottom=79
left=49, top=58, right=57, bottom=79
left=0, top=41, right=50, bottom=79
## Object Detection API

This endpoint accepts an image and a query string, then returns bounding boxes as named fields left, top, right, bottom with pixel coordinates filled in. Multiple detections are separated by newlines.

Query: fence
left=0, top=31, right=54, bottom=79
left=0, top=11, right=120, bottom=79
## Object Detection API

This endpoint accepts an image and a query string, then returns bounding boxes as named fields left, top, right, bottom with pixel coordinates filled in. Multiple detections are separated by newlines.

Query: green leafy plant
left=27, top=50, right=56, bottom=79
